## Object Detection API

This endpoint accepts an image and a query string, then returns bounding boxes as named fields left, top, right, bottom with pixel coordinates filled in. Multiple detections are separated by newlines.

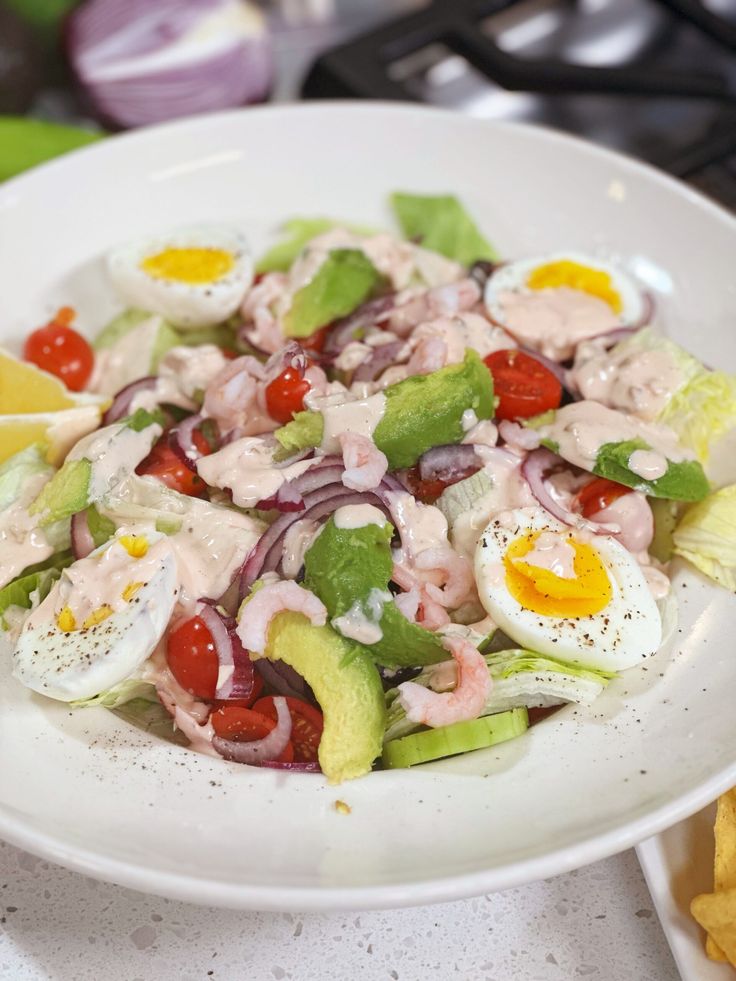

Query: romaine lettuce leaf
left=0, top=444, right=53, bottom=511
left=390, top=192, right=497, bottom=265
left=274, top=410, right=324, bottom=460
left=283, top=249, right=382, bottom=339
left=0, top=551, right=73, bottom=629
left=673, top=483, right=736, bottom=590
left=70, top=677, right=157, bottom=709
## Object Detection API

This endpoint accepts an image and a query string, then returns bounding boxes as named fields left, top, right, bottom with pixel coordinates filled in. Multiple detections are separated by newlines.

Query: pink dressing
left=131, top=344, right=228, bottom=415
left=280, top=518, right=323, bottom=579
left=589, top=491, right=653, bottom=555
left=516, top=530, right=576, bottom=579
left=496, top=287, right=620, bottom=361
left=628, top=449, right=668, bottom=481
left=0, top=472, right=55, bottom=589
left=570, top=340, right=682, bottom=421
left=196, top=436, right=314, bottom=508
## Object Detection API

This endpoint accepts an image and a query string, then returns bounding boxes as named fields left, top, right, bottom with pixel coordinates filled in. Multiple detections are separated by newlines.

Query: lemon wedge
left=0, top=348, right=107, bottom=464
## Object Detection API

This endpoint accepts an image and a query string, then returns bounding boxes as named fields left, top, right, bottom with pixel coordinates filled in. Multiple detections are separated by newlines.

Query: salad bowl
left=0, top=102, right=735, bottom=911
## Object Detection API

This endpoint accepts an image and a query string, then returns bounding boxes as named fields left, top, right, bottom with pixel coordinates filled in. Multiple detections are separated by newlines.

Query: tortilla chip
left=715, top=790, right=736, bottom=890
left=691, top=888, right=736, bottom=967
left=705, top=934, right=728, bottom=962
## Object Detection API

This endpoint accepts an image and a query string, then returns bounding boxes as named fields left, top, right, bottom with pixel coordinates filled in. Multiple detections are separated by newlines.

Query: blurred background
left=1, top=0, right=735, bottom=206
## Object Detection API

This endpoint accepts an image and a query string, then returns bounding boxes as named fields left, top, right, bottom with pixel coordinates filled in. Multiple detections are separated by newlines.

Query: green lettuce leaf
left=283, top=249, right=382, bottom=339
left=673, top=483, right=736, bottom=590
left=593, top=438, right=710, bottom=502
left=255, top=218, right=378, bottom=274
left=85, top=504, right=116, bottom=547
left=70, top=677, right=158, bottom=709
left=0, top=551, right=73, bottom=628
left=390, top=192, right=497, bottom=265
left=273, top=410, right=324, bottom=460
left=0, top=117, right=102, bottom=182
left=0, top=444, right=53, bottom=511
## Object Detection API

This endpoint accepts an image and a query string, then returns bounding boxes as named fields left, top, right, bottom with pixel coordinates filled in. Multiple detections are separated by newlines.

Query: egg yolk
left=140, top=247, right=234, bottom=285
left=504, top=531, right=612, bottom=617
left=527, top=260, right=622, bottom=314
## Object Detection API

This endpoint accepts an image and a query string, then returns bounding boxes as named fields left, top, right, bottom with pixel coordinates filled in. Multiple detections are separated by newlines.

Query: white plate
left=1, top=103, right=736, bottom=911
left=638, top=810, right=734, bottom=981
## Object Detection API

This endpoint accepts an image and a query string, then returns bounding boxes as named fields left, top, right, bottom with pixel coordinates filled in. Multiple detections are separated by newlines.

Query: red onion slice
left=199, top=602, right=256, bottom=701
left=521, top=448, right=619, bottom=535
left=71, top=509, right=96, bottom=560
left=255, top=658, right=313, bottom=702
left=518, top=346, right=568, bottom=385
left=417, top=444, right=482, bottom=483
left=351, top=340, right=405, bottom=383
left=323, top=295, right=396, bottom=356
left=102, top=376, right=158, bottom=425
left=213, top=695, right=292, bottom=764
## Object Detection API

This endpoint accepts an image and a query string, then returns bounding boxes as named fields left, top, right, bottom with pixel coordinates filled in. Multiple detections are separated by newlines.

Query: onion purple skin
left=102, top=376, right=158, bottom=426
left=521, top=447, right=619, bottom=535
left=213, top=695, right=292, bottom=764
left=255, top=658, right=315, bottom=704
left=417, top=444, right=482, bottom=484
left=70, top=509, right=96, bottom=560
left=66, top=0, right=273, bottom=131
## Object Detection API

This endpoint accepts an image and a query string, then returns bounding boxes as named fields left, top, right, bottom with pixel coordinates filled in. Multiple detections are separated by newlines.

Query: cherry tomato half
left=576, top=477, right=632, bottom=518
left=166, top=615, right=218, bottom=699
left=210, top=705, right=294, bottom=763
left=483, top=349, right=562, bottom=421
left=136, top=434, right=207, bottom=497
left=210, top=672, right=263, bottom=711
left=265, top=366, right=311, bottom=424
left=405, top=464, right=481, bottom=505
left=252, top=696, right=323, bottom=763
left=23, top=307, right=94, bottom=392
left=301, top=325, right=330, bottom=353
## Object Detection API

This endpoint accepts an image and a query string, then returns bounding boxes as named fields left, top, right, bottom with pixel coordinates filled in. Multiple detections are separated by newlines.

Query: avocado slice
left=257, top=611, right=385, bottom=783
left=303, top=516, right=447, bottom=669
left=275, top=349, right=495, bottom=469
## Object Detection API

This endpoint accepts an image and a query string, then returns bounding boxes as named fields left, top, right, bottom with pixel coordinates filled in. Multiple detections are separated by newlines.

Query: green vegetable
left=384, top=648, right=613, bottom=742
left=85, top=505, right=116, bottom=548
left=29, top=458, right=91, bottom=526
left=0, top=552, right=73, bottom=628
left=93, top=308, right=180, bottom=372
left=382, top=708, right=528, bottom=768
left=673, top=483, right=736, bottom=591
left=373, top=350, right=494, bottom=469
left=113, top=696, right=188, bottom=747
left=592, top=438, right=710, bottom=502
left=255, top=217, right=378, bottom=273
left=274, top=410, right=324, bottom=461
left=0, top=444, right=52, bottom=510
left=2, top=0, right=78, bottom=36
left=436, top=469, right=493, bottom=527
left=303, top=517, right=446, bottom=668
left=390, top=192, right=497, bottom=265
left=252, top=611, right=385, bottom=783
left=649, top=498, right=681, bottom=563
left=124, top=407, right=164, bottom=433
left=283, top=249, right=382, bottom=339
left=0, top=117, right=102, bottom=182
left=70, top=678, right=158, bottom=710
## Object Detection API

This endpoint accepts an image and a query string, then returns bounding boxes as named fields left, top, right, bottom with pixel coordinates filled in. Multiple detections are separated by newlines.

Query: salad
left=2, top=192, right=735, bottom=784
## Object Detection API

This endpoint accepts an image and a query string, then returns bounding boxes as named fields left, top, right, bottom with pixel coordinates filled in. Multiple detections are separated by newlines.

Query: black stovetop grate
left=302, top=0, right=736, bottom=206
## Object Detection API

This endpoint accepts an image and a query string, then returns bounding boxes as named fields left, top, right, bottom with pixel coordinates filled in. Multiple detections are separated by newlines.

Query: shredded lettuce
left=274, top=410, right=324, bottom=460
left=0, top=552, right=73, bottom=629
left=282, top=249, right=382, bottom=339
left=70, top=677, right=157, bottom=709
left=673, top=484, right=736, bottom=590
left=384, top=648, right=613, bottom=742
left=390, top=192, right=497, bottom=265
left=436, top=469, right=493, bottom=527
left=0, top=444, right=53, bottom=510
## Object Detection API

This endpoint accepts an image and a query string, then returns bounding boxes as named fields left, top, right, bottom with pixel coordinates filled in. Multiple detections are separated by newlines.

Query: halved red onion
left=255, top=658, right=313, bottom=702
left=259, top=760, right=321, bottom=773
left=167, top=413, right=205, bottom=473
left=71, top=509, right=96, bottom=560
left=213, top=695, right=292, bottom=764
left=67, top=0, right=272, bottom=129
left=266, top=340, right=308, bottom=379
left=323, top=295, right=396, bottom=356
left=257, top=479, right=306, bottom=513
left=102, top=376, right=158, bottom=425
left=417, top=444, right=482, bottom=483
left=199, top=602, right=256, bottom=701
left=521, top=447, right=619, bottom=534
left=351, top=340, right=405, bottom=383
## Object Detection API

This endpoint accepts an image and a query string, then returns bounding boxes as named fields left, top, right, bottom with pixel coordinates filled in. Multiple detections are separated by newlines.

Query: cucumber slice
left=382, top=707, right=529, bottom=769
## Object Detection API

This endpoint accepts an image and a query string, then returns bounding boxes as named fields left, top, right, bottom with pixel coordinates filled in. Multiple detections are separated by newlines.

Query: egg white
left=484, top=250, right=646, bottom=329
left=107, top=224, right=253, bottom=329
left=474, top=507, right=662, bottom=672
left=12, top=532, right=179, bottom=702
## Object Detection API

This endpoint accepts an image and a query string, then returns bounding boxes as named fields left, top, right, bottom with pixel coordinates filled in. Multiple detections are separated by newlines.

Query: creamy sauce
left=590, top=492, right=653, bottom=554
left=0, top=472, right=54, bottom=589
left=333, top=503, right=387, bottom=530
left=68, top=420, right=162, bottom=501
left=334, top=341, right=372, bottom=373
left=449, top=451, right=536, bottom=559
left=331, top=588, right=391, bottom=645
left=628, top=448, right=668, bottom=481
left=196, top=436, right=313, bottom=508
left=496, top=287, right=619, bottom=361
left=305, top=390, right=387, bottom=455
left=280, top=518, right=323, bottom=580
left=537, top=401, right=693, bottom=474
left=463, top=420, right=498, bottom=448
left=90, top=316, right=164, bottom=397
left=131, top=344, right=228, bottom=415
left=384, top=491, right=449, bottom=559
left=641, top=563, right=671, bottom=600
left=411, top=313, right=515, bottom=365
left=570, top=339, right=682, bottom=421
left=517, top=530, right=576, bottom=579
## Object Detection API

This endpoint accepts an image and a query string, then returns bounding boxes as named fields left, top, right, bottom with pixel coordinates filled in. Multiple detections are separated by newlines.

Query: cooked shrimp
left=237, top=580, right=327, bottom=654
left=388, top=278, right=481, bottom=336
left=391, top=565, right=451, bottom=630
left=203, top=355, right=275, bottom=437
left=405, top=335, right=449, bottom=376
left=339, top=432, right=388, bottom=491
left=413, top=545, right=476, bottom=609
left=397, top=634, right=491, bottom=728
left=240, top=272, right=288, bottom=354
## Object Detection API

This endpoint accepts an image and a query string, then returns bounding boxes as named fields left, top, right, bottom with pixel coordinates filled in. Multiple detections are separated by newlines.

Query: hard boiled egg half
left=484, top=251, right=647, bottom=360
left=13, top=530, right=178, bottom=702
left=475, top=507, right=661, bottom=672
left=107, top=225, right=253, bottom=329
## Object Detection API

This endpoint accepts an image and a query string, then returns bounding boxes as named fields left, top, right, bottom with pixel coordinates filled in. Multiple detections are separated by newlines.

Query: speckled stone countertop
left=0, top=841, right=677, bottom=981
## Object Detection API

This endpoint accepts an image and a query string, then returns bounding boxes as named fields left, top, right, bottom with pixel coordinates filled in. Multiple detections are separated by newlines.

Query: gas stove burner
left=302, top=0, right=736, bottom=208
